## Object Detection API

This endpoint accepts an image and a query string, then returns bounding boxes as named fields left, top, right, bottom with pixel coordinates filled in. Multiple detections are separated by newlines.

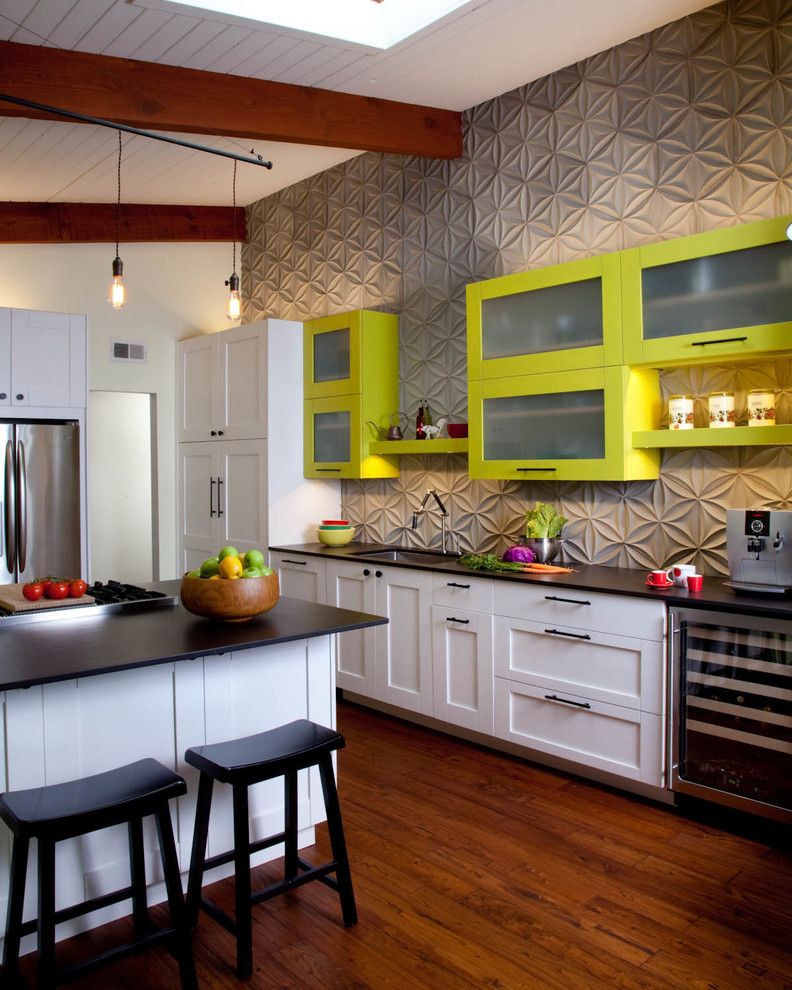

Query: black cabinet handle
left=446, top=582, right=471, bottom=589
left=283, top=559, right=307, bottom=566
left=216, top=477, right=224, bottom=516
left=218, top=430, right=224, bottom=436
left=691, top=336, right=748, bottom=347
left=316, top=468, right=341, bottom=472
left=446, top=616, right=470, bottom=624
left=544, top=694, right=591, bottom=710
left=363, top=569, right=371, bottom=576
left=209, top=477, right=216, bottom=517
left=210, top=430, right=217, bottom=437
left=517, top=467, right=556, bottom=472
left=544, top=595, right=591, bottom=606
left=0, top=393, right=6, bottom=400
left=15, top=394, right=23, bottom=401
left=375, top=570, right=383, bottom=578
left=544, top=628, right=591, bottom=641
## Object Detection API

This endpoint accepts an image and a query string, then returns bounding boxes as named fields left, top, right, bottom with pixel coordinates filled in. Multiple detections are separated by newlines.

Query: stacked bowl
left=318, top=519, right=356, bottom=547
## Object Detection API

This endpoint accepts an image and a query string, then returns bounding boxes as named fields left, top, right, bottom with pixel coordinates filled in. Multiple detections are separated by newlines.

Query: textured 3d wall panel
left=245, top=0, right=792, bottom=575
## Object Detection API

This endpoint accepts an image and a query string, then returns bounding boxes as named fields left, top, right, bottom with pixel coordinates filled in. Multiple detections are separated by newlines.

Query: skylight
left=160, top=0, right=471, bottom=49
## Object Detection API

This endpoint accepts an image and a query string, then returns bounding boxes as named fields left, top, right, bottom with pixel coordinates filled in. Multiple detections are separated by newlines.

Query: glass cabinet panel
left=313, top=328, right=351, bottom=383
left=483, top=390, right=605, bottom=461
left=482, top=278, right=603, bottom=359
left=642, top=241, right=792, bottom=340
left=314, top=410, right=351, bottom=463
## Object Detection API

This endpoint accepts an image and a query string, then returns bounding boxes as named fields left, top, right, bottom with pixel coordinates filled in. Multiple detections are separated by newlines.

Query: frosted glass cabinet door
left=622, top=216, right=792, bottom=365
left=313, top=328, right=350, bottom=384
left=304, top=313, right=362, bottom=398
left=483, top=390, right=605, bottom=462
left=315, top=411, right=351, bottom=463
left=304, top=397, right=360, bottom=478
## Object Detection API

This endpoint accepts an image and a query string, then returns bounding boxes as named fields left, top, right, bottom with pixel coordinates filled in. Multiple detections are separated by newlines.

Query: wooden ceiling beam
left=0, top=41, right=462, bottom=159
left=0, top=203, right=246, bottom=243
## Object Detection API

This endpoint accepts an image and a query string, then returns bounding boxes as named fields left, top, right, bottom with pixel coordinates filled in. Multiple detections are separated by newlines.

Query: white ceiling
left=0, top=0, right=714, bottom=207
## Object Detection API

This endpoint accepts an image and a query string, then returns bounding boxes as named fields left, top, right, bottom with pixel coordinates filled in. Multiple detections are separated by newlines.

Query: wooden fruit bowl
left=180, top=573, right=280, bottom=622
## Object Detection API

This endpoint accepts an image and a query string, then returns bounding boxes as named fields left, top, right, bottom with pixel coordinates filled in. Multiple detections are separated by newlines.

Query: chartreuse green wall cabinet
left=303, top=310, right=399, bottom=479
left=467, top=253, right=623, bottom=380
left=622, top=215, right=792, bottom=367
left=468, top=367, right=660, bottom=481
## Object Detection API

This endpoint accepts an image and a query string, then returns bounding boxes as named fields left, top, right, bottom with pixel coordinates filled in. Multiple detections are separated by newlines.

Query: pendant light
left=108, top=130, right=126, bottom=310
left=225, top=160, right=241, bottom=321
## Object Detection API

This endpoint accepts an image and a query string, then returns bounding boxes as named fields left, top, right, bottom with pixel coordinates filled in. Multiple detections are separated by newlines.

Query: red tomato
left=46, top=581, right=70, bottom=600
left=69, top=579, right=88, bottom=598
left=22, top=582, right=45, bottom=601
left=42, top=579, right=52, bottom=594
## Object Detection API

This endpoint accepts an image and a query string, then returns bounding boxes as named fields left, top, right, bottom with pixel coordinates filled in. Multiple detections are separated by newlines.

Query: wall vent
left=111, top=340, right=147, bottom=363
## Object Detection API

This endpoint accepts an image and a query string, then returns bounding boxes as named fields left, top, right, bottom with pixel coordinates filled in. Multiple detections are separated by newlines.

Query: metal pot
left=521, top=537, right=564, bottom=564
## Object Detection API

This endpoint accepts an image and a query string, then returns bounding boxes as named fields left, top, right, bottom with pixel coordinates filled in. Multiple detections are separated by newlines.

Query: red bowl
left=447, top=423, right=468, bottom=439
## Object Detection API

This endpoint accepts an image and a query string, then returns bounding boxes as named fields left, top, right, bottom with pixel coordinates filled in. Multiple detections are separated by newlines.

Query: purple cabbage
left=502, top=545, right=535, bottom=564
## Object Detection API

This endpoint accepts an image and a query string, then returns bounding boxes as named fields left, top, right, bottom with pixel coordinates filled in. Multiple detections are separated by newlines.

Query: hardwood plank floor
left=15, top=702, right=792, bottom=989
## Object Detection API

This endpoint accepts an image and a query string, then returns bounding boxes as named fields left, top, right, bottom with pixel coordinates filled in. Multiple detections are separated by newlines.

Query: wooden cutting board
left=0, top=583, right=96, bottom=614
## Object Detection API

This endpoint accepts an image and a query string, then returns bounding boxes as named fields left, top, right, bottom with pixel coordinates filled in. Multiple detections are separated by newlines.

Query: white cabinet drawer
left=431, top=572, right=494, bottom=612
left=494, top=677, right=664, bottom=786
left=270, top=552, right=326, bottom=604
left=494, top=616, right=664, bottom=714
left=493, top=583, right=665, bottom=641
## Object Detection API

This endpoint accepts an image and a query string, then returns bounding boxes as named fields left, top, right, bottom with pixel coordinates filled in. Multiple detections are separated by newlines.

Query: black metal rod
left=691, top=336, right=748, bottom=347
left=0, top=92, right=273, bottom=169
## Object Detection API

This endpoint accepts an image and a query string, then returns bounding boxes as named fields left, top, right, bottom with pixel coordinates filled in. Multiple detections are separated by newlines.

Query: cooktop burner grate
left=89, top=581, right=172, bottom=605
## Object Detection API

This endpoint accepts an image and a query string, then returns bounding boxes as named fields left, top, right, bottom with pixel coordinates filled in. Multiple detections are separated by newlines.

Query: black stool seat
left=185, top=719, right=344, bottom=783
left=185, top=718, right=356, bottom=979
left=0, top=759, right=196, bottom=990
left=0, top=758, right=186, bottom=839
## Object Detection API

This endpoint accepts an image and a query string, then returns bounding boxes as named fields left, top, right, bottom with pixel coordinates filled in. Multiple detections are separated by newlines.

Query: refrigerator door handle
left=4, top=439, right=15, bottom=572
left=17, top=440, right=27, bottom=573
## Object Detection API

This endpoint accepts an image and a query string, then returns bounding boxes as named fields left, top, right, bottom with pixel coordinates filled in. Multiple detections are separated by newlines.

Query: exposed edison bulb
left=225, top=272, right=241, bottom=321
left=108, top=256, right=126, bottom=310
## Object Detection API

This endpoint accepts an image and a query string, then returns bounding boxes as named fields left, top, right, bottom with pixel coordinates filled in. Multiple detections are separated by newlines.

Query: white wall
left=0, top=242, right=232, bottom=578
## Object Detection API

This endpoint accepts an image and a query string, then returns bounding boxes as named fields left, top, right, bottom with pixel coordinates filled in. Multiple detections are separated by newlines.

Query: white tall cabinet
left=177, top=320, right=340, bottom=572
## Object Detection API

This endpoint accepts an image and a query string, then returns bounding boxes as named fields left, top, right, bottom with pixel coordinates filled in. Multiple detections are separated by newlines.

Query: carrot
left=521, top=563, right=574, bottom=574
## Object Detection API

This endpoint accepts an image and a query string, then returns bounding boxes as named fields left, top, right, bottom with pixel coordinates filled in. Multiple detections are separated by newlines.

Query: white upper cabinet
left=3, top=308, right=86, bottom=410
left=177, top=324, right=267, bottom=442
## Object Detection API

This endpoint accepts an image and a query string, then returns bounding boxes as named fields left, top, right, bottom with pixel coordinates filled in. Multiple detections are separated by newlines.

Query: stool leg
left=127, top=816, right=151, bottom=936
left=186, top=773, right=213, bottom=927
left=155, top=806, right=198, bottom=990
left=283, top=771, right=298, bottom=882
left=35, top=838, right=57, bottom=990
left=232, top=784, right=253, bottom=980
left=318, top=754, right=357, bottom=927
left=2, top=834, right=29, bottom=983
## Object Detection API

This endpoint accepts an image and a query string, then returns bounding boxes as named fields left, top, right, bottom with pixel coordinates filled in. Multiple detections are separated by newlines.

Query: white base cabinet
left=431, top=606, right=494, bottom=733
left=325, top=559, right=379, bottom=698
left=269, top=551, right=327, bottom=604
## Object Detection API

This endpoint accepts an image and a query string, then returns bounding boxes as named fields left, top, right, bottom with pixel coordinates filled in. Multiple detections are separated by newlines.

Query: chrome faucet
left=411, top=489, right=459, bottom=554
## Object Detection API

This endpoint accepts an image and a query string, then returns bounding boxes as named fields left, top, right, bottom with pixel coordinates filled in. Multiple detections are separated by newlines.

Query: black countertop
left=270, top=543, right=792, bottom=621
left=0, top=581, right=387, bottom=692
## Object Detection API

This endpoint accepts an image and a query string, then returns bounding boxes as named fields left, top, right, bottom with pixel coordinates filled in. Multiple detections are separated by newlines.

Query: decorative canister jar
left=708, top=391, right=735, bottom=428
left=747, top=389, right=776, bottom=427
left=668, top=394, right=695, bottom=430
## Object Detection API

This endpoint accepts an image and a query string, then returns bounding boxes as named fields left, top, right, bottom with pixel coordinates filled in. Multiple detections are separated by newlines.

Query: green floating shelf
left=369, top=438, right=469, bottom=455
left=632, top=425, right=792, bottom=449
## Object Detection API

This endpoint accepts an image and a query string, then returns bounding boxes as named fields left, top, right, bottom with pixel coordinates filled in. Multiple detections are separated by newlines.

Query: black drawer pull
left=544, top=595, right=591, bottom=606
left=544, top=694, right=591, bottom=710
left=315, top=467, right=341, bottom=472
left=446, top=616, right=470, bottom=624
left=544, top=628, right=591, bottom=641
left=446, top=582, right=471, bottom=589
left=516, top=467, right=557, bottom=472
left=691, top=335, right=748, bottom=347
left=283, top=559, right=307, bottom=566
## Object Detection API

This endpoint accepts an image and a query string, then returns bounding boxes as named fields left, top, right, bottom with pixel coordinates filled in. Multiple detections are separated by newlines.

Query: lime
left=260, top=566, right=274, bottom=576
left=241, top=566, right=264, bottom=579
left=218, top=546, right=238, bottom=560
left=187, top=568, right=201, bottom=579
left=200, top=556, right=220, bottom=577
left=245, top=549, right=265, bottom=569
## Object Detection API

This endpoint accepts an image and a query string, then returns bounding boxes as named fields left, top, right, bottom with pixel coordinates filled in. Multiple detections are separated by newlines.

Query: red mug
left=686, top=574, right=704, bottom=592
left=647, top=569, right=674, bottom=587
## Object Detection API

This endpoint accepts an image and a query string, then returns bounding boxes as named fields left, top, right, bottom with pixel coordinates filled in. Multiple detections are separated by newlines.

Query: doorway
left=88, top=391, right=158, bottom=584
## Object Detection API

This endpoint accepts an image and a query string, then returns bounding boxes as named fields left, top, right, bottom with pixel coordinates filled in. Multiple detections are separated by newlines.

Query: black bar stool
left=185, top=718, right=357, bottom=978
left=0, top=758, right=197, bottom=990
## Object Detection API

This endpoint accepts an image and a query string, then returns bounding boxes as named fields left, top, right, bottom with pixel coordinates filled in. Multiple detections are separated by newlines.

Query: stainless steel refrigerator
left=1, top=421, right=81, bottom=584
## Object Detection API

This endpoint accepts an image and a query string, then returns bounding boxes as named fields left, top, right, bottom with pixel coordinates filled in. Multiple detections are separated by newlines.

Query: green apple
left=245, top=549, right=265, bottom=569
left=242, top=566, right=264, bottom=579
left=187, top=568, right=202, bottom=579
left=218, top=545, right=238, bottom=560
left=200, top=556, right=220, bottom=577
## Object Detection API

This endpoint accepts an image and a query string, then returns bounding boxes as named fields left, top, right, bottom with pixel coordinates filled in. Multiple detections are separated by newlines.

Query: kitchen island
left=0, top=583, right=387, bottom=954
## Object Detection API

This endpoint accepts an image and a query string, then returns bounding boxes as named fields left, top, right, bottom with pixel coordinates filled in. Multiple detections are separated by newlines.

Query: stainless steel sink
left=352, top=548, right=459, bottom=565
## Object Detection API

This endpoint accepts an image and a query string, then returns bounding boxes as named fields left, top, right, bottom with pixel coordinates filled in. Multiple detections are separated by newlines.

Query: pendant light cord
left=232, top=159, right=238, bottom=275
left=115, top=130, right=122, bottom=259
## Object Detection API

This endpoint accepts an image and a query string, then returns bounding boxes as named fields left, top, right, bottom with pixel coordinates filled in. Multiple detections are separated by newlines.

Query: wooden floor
left=21, top=701, right=792, bottom=989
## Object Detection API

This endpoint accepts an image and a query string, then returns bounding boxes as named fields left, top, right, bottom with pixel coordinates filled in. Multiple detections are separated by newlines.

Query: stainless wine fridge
left=669, top=607, right=792, bottom=823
